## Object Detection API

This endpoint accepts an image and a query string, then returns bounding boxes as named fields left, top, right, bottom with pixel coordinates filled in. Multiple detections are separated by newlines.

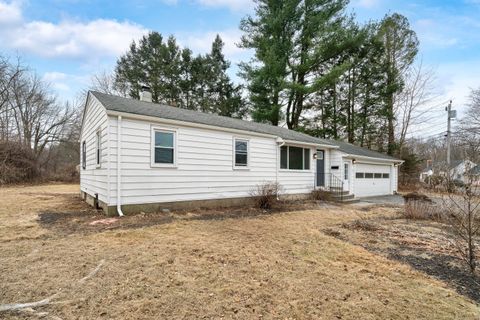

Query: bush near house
left=250, top=182, right=283, bottom=210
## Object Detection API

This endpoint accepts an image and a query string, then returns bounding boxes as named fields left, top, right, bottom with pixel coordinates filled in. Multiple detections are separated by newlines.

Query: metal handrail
left=317, top=173, right=344, bottom=201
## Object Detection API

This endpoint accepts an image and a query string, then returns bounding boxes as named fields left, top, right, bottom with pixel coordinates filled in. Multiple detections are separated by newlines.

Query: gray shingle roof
left=326, top=139, right=400, bottom=161
left=91, top=91, right=400, bottom=161
left=91, top=91, right=334, bottom=146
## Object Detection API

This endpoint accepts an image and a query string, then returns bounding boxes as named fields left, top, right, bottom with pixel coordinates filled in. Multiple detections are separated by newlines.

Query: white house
left=80, top=90, right=402, bottom=215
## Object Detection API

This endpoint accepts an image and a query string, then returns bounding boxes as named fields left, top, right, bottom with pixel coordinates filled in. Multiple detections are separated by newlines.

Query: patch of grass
left=0, top=184, right=478, bottom=319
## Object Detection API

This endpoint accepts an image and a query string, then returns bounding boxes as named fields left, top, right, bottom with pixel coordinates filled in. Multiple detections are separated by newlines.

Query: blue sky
left=0, top=0, right=479, bottom=136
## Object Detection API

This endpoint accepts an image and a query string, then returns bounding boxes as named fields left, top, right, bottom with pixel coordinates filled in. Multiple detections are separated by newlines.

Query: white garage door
left=354, top=163, right=392, bottom=197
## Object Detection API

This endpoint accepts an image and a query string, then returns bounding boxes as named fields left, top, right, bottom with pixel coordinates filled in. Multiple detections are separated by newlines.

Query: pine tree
left=114, top=32, right=245, bottom=117
left=378, top=13, right=419, bottom=155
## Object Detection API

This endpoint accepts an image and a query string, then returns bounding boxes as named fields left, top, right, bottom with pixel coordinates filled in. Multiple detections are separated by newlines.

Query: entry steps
left=327, top=187, right=360, bottom=204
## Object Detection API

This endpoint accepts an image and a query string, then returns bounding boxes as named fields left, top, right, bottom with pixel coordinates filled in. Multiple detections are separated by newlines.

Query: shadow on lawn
left=330, top=217, right=480, bottom=304
left=383, top=246, right=480, bottom=303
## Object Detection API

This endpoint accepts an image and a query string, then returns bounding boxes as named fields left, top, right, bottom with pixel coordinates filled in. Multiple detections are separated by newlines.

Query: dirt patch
left=335, top=216, right=480, bottom=303
left=37, top=196, right=342, bottom=236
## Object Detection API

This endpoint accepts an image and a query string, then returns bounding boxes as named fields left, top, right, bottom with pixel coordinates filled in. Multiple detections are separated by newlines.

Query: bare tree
left=456, top=88, right=480, bottom=163
left=443, top=164, right=480, bottom=273
left=87, top=70, right=128, bottom=97
left=395, top=60, right=438, bottom=151
left=0, top=56, right=25, bottom=141
left=8, top=70, right=75, bottom=166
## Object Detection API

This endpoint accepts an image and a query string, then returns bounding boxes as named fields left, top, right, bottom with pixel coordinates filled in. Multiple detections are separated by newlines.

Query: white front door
left=343, top=162, right=350, bottom=192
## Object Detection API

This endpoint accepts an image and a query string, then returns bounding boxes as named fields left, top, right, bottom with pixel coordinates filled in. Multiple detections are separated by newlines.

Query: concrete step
left=331, top=193, right=355, bottom=201
left=337, top=198, right=360, bottom=204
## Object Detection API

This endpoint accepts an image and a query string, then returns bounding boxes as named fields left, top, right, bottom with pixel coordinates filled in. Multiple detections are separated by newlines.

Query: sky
left=0, top=0, right=479, bottom=138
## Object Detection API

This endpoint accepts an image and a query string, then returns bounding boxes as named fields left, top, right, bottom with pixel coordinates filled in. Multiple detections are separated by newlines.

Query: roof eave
left=343, top=153, right=404, bottom=164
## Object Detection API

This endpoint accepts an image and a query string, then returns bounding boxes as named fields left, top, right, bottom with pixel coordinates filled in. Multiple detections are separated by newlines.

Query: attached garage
left=353, top=163, right=394, bottom=197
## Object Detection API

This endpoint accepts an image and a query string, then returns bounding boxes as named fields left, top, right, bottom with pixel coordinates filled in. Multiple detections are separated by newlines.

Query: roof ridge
left=90, top=91, right=333, bottom=145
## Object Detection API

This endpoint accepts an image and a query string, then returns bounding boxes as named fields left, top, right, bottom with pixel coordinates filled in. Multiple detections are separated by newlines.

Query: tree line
left=2, top=0, right=478, bottom=184
left=0, top=56, right=80, bottom=184
left=110, top=0, right=426, bottom=157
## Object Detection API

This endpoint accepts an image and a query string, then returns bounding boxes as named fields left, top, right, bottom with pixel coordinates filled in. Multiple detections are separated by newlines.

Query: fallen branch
left=78, top=259, right=105, bottom=284
left=0, top=259, right=105, bottom=313
left=0, top=293, right=59, bottom=312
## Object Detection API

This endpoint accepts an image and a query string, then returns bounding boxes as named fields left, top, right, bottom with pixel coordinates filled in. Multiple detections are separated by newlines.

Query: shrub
left=402, top=192, right=442, bottom=220
left=0, top=141, right=39, bottom=185
left=311, top=189, right=332, bottom=201
left=250, top=182, right=283, bottom=210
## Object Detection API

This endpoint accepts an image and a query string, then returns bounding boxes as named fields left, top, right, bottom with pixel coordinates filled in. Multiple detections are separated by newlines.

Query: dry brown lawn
left=0, top=184, right=479, bottom=319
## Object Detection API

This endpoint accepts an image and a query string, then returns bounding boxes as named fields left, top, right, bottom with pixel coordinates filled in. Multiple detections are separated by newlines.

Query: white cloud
left=196, top=0, right=254, bottom=12
left=0, top=0, right=21, bottom=25
left=0, top=1, right=148, bottom=59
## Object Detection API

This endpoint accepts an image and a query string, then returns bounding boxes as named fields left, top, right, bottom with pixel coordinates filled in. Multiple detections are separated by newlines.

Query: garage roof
left=327, top=140, right=401, bottom=162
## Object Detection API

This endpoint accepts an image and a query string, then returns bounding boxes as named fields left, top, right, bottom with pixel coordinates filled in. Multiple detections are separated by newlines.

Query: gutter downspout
left=275, top=137, right=285, bottom=200
left=117, top=115, right=124, bottom=217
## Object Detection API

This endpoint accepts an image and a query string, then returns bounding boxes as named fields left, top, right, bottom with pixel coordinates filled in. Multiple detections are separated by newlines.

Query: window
left=280, top=146, right=288, bottom=169
left=382, top=173, right=390, bottom=179
left=96, top=130, right=101, bottom=167
left=374, top=173, right=382, bottom=179
left=152, top=129, right=175, bottom=165
left=280, top=146, right=311, bottom=170
left=304, top=149, right=310, bottom=170
left=316, top=150, right=324, bottom=160
left=365, top=173, right=374, bottom=179
left=82, top=141, right=86, bottom=170
left=289, top=147, right=303, bottom=170
left=356, top=172, right=364, bottom=179
left=234, top=139, right=248, bottom=167
left=344, top=163, right=349, bottom=180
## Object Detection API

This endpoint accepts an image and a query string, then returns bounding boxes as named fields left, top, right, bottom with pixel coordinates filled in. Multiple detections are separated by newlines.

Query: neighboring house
left=450, top=160, right=477, bottom=182
left=80, top=90, right=403, bottom=215
left=419, top=160, right=478, bottom=184
left=419, top=163, right=434, bottom=183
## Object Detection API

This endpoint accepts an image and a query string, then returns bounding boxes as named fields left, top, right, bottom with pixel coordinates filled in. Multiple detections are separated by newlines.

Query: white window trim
left=279, top=145, right=312, bottom=172
left=233, top=137, right=250, bottom=170
left=151, top=126, right=178, bottom=168
left=95, top=129, right=101, bottom=168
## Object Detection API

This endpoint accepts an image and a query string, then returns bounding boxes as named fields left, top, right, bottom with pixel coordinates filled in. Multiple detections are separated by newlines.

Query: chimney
left=140, top=86, right=152, bottom=102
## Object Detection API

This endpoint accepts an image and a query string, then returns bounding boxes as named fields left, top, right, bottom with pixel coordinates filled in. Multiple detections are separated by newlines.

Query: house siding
left=79, top=96, right=109, bottom=203
left=107, top=116, right=317, bottom=206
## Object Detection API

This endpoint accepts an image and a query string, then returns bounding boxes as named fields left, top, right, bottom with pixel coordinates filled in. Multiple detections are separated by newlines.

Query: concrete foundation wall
left=82, top=191, right=310, bottom=216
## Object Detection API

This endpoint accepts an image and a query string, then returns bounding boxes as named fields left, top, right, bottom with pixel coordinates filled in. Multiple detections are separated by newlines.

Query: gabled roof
left=327, top=139, right=401, bottom=162
left=90, top=91, right=401, bottom=162
left=469, top=165, right=480, bottom=175
left=91, top=91, right=335, bottom=147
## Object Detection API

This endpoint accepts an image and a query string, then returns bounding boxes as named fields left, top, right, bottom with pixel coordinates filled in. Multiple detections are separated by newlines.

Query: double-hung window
left=82, top=141, right=86, bottom=170
left=96, top=130, right=101, bottom=167
left=280, top=146, right=311, bottom=170
left=234, top=138, right=249, bottom=168
left=152, top=128, right=176, bottom=166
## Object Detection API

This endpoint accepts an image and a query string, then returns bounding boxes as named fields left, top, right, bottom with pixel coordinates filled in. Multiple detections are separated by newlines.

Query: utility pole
left=446, top=100, right=456, bottom=166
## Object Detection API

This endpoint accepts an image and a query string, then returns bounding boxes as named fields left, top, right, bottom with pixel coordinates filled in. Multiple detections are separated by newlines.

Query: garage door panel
left=354, top=163, right=392, bottom=197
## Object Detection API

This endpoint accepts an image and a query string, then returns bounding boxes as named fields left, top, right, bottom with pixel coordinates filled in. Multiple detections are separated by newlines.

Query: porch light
left=352, top=159, right=356, bottom=164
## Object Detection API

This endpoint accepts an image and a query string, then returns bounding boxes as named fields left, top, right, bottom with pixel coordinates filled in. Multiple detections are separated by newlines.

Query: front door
left=343, top=162, right=350, bottom=191
left=316, top=150, right=325, bottom=187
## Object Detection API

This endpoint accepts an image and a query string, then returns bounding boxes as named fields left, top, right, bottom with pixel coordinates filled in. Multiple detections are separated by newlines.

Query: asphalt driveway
left=354, top=194, right=405, bottom=206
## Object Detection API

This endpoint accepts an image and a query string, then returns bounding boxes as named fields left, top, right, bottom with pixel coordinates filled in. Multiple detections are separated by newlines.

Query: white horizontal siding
left=80, top=95, right=109, bottom=203
left=108, top=116, right=317, bottom=205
